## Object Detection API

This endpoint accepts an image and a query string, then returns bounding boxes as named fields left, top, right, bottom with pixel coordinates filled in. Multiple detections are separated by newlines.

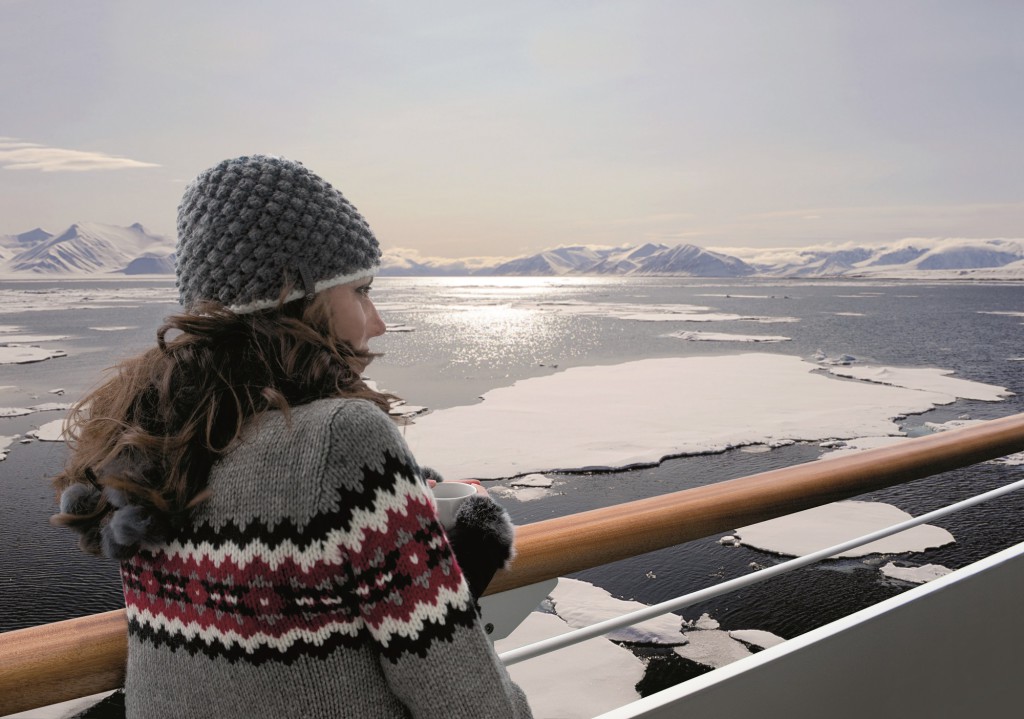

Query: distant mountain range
left=0, top=223, right=175, bottom=274
left=2, top=222, right=1023, bottom=280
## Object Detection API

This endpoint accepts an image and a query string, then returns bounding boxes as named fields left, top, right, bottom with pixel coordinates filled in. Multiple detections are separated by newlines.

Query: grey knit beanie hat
left=175, top=155, right=381, bottom=313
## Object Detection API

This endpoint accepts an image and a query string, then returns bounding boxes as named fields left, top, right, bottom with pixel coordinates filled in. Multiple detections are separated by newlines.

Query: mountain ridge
left=2, top=223, right=1023, bottom=280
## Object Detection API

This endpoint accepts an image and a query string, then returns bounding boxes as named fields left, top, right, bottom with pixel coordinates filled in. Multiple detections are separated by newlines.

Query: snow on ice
left=404, top=353, right=1008, bottom=480
left=880, top=562, right=952, bottom=584
left=496, top=579, right=782, bottom=718
left=666, top=330, right=791, bottom=343
left=549, top=577, right=685, bottom=645
left=0, top=345, right=67, bottom=364
left=28, top=418, right=68, bottom=442
left=824, top=365, right=1011, bottom=401
left=495, top=612, right=645, bottom=719
left=733, top=501, right=954, bottom=558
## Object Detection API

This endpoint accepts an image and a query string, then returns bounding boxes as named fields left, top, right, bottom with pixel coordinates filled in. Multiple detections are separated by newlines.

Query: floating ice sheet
left=537, top=300, right=797, bottom=324
left=818, top=436, right=909, bottom=459
left=405, top=353, right=1006, bottom=479
left=0, top=346, right=67, bottom=364
left=880, top=562, right=952, bottom=584
left=549, top=577, right=686, bottom=645
left=0, top=286, right=176, bottom=314
left=29, top=418, right=68, bottom=442
left=495, top=611, right=644, bottom=719
left=729, top=629, right=786, bottom=650
left=667, top=330, right=790, bottom=343
left=734, top=501, right=954, bottom=558
left=0, top=435, right=16, bottom=460
left=825, top=365, right=1011, bottom=401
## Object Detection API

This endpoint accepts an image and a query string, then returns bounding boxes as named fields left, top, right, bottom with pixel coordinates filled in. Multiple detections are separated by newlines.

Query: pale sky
left=1, top=0, right=1021, bottom=257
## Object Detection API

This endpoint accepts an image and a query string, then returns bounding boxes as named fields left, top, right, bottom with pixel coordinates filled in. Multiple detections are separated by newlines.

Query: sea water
left=2, top=277, right=1022, bottom=666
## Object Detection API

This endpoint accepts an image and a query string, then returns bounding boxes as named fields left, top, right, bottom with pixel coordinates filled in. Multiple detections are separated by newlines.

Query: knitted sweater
left=119, top=398, right=532, bottom=718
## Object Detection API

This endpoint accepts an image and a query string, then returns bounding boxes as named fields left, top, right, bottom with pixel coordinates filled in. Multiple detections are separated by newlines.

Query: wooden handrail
left=3, top=412, right=1024, bottom=715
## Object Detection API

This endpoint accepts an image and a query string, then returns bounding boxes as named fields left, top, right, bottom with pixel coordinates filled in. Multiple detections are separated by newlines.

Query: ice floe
left=0, top=346, right=67, bottom=364
left=0, top=286, right=176, bottom=314
left=733, top=501, right=955, bottom=558
left=89, top=326, right=137, bottom=332
left=818, top=436, right=909, bottom=459
left=549, top=577, right=686, bottom=645
left=880, top=562, right=952, bottom=584
left=667, top=330, right=790, bottom=343
left=405, top=353, right=1007, bottom=479
left=496, top=579, right=781, bottom=716
left=924, top=419, right=1024, bottom=465
left=511, top=474, right=554, bottom=488
left=824, top=365, right=1011, bottom=401
left=728, top=629, right=786, bottom=650
left=673, top=626, right=752, bottom=668
left=0, top=334, right=70, bottom=343
left=537, top=300, right=797, bottom=324
left=0, top=403, right=72, bottom=418
left=493, top=473, right=556, bottom=502
left=0, top=435, right=17, bottom=460
left=28, top=418, right=68, bottom=442
left=495, top=611, right=645, bottom=719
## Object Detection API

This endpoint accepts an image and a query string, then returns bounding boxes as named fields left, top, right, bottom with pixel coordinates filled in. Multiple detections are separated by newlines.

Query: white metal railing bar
left=498, top=475, right=1024, bottom=666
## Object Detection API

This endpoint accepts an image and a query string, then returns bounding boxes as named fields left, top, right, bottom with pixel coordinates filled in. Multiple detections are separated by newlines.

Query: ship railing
left=2, top=412, right=1024, bottom=717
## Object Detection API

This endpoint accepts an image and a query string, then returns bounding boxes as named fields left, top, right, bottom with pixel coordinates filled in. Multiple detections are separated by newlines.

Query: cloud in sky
left=0, top=138, right=160, bottom=172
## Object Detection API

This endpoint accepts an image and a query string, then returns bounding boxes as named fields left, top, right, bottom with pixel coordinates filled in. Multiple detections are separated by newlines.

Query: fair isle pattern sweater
left=120, top=398, right=532, bottom=718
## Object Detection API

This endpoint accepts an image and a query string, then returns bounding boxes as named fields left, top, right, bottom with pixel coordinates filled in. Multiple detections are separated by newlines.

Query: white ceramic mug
left=430, top=482, right=478, bottom=529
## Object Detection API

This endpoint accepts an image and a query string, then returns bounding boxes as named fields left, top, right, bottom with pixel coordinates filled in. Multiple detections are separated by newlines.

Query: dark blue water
left=2, top=277, right=1022, bottom=645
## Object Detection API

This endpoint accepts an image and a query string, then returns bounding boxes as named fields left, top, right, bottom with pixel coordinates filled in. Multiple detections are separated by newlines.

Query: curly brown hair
left=51, top=291, right=394, bottom=556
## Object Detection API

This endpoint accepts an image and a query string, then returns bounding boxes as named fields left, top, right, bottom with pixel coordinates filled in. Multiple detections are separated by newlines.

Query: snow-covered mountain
left=2, top=223, right=1023, bottom=279
left=3, top=222, right=175, bottom=274
left=726, top=238, right=1024, bottom=279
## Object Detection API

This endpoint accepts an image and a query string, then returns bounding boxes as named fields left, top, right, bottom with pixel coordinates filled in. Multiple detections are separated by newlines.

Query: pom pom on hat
left=176, top=155, right=382, bottom=313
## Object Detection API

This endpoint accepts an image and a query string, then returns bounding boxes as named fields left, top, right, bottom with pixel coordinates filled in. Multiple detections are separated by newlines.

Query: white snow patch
left=924, top=419, right=1024, bottom=465
left=818, top=435, right=909, bottom=459
left=0, top=334, right=70, bottom=343
left=89, top=326, right=137, bottom=331
left=674, top=627, right=752, bottom=668
left=30, top=402, right=72, bottom=412
left=0, top=407, right=34, bottom=417
left=405, top=353, right=1003, bottom=479
left=729, top=629, right=786, bottom=650
left=825, top=364, right=1011, bottom=401
left=550, top=578, right=686, bottom=645
left=0, top=346, right=67, bottom=364
left=666, top=330, right=790, bottom=343
left=830, top=312, right=866, bottom=317
left=492, top=486, right=553, bottom=502
left=495, top=611, right=644, bottom=719
left=28, top=418, right=69, bottom=442
left=734, top=501, right=954, bottom=558
left=0, top=435, right=17, bottom=460
left=390, top=403, right=428, bottom=418
left=538, top=300, right=796, bottom=324
left=977, top=311, right=1024, bottom=318
left=692, top=613, right=720, bottom=631
left=880, top=562, right=952, bottom=584
left=511, top=474, right=554, bottom=488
